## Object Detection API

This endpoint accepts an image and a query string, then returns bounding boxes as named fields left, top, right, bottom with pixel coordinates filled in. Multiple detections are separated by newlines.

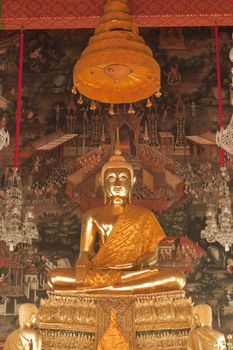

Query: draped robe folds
left=4, top=329, right=33, bottom=350
left=86, top=205, right=166, bottom=287
left=187, top=326, right=225, bottom=350
left=4, top=330, right=24, bottom=350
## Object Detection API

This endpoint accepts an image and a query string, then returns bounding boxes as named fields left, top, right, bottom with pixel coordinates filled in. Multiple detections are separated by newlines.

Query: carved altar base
left=37, top=290, right=194, bottom=350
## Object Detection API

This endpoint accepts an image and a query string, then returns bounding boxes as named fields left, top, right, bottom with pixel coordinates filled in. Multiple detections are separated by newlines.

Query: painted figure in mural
left=48, top=129, right=186, bottom=293
left=187, top=304, right=226, bottom=350
left=176, top=96, right=185, bottom=115
left=53, top=104, right=64, bottom=130
left=161, top=104, right=169, bottom=124
left=167, top=63, right=181, bottom=85
left=189, top=101, right=198, bottom=118
left=0, top=115, right=10, bottom=151
left=4, top=303, right=42, bottom=350
left=212, top=112, right=219, bottom=132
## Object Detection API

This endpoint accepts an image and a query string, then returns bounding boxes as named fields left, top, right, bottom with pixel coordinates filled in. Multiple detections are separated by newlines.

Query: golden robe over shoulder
left=187, top=326, right=226, bottom=350
left=4, top=330, right=24, bottom=350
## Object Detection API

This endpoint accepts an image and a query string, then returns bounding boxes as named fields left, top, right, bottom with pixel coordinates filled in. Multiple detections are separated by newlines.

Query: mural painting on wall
left=0, top=27, right=233, bottom=341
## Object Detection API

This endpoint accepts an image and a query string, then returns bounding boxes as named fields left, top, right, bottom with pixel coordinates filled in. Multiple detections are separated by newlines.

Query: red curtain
left=2, top=0, right=233, bottom=29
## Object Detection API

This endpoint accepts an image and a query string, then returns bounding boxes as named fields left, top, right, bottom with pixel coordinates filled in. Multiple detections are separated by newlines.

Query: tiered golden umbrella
left=73, top=0, right=161, bottom=105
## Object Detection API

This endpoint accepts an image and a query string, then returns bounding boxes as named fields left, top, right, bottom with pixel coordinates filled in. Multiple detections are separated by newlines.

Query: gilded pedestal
left=37, top=290, right=194, bottom=350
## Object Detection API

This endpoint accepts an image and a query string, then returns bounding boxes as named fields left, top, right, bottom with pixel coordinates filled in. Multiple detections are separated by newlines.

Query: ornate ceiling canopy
left=73, top=0, right=160, bottom=104
left=1, top=0, right=233, bottom=30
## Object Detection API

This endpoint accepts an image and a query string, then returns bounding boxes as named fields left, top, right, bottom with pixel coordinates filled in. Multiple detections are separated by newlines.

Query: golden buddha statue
left=187, top=304, right=226, bottom=350
left=48, top=129, right=186, bottom=293
left=4, top=303, right=42, bottom=350
left=97, top=309, right=131, bottom=350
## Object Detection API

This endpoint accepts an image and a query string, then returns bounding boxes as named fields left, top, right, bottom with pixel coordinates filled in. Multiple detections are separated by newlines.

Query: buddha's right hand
left=75, top=258, right=91, bottom=283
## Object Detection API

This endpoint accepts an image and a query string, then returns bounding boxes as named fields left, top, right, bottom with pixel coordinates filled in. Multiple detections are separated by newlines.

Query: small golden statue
left=187, top=304, right=226, bottom=350
left=97, top=309, right=131, bottom=350
left=48, top=129, right=186, bottom=293
left=4, top=303, right=42, bottom=350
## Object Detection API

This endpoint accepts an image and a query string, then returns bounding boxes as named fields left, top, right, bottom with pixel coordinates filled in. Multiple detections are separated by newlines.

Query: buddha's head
left=19, top=303, right=38, bottom=328
left=194, top=304, right=212, bottom=327
left=100, top=129, right=135, bottom=204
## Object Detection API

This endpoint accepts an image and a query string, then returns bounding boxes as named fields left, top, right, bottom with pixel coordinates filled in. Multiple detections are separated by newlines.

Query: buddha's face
left=103, top=167, right=133, bottom=201
left=30, top=312, right=37, bottom=326
left=19, top=304, right=39, bottom=328
left=194, top=305, right=212, bottom=327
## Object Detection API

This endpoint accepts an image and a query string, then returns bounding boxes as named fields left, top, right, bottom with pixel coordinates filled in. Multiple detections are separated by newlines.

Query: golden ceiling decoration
left=73, top=0, right=160, bottom=104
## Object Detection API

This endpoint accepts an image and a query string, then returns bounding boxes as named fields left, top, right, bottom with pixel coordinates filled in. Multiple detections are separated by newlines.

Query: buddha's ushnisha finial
left=100, top=127, right=134, bottom=183
left=114, top=127, right=122, bottom=156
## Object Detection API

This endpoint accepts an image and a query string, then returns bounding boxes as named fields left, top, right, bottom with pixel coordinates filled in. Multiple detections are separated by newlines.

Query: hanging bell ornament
left=146, top=98, right=153, bottom=108
left=72, top=86, right=77, bottom=94
left=90, top=100, right=97, bottom=110
left=155, top=90, right=162, bottom=98
left=128, top=103, right=135, bottom=114
left=109, top=104, right=115, bottom=116
left=77, top=95, right=84, bottom=105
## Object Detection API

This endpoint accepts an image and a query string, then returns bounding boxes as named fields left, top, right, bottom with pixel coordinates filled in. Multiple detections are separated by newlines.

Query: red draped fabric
left=1, top=0, right=233, bottom=29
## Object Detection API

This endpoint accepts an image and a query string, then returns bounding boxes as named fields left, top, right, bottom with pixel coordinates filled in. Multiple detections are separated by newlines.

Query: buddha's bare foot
left=81, top=268, right=186, bottom=294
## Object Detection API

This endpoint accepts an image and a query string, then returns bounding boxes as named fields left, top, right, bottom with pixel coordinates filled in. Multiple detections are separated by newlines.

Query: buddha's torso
left=91, top=205, right=125, bottom=243
left=47, top=144, right=187, bottom=292
left=3, top=330, right=23, bottom=350
left=4, top=329, right=34, bottom=350
left=188, top=326, right=226, bottom=350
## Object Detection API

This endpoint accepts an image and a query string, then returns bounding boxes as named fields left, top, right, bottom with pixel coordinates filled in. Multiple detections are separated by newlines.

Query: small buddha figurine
left=97, top=309, right=131, bottom=350
left=187, top=304, right=226, bottom=350
left=4, top=303, right=42, bottom=350
left=48, top=129, right=186, bottom=293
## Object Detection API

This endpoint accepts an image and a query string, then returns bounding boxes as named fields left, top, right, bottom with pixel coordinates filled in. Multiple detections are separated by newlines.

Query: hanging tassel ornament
left=128, top=103, right=135, bottom=114
left=90, top=100, right=97, bottom=110
left=0, top=30, right=39, bottom=253
left=146, top=98, right=152, bottom=108
left=72, top=86, right=77, bottom=94
left=155, top=89, right=162, bottom=98
left=109, top=104, right=115, bottom=116
left=77, top=94, right=84, bottom=105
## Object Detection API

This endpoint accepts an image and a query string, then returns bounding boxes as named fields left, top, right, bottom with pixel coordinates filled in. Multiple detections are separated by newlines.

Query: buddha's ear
left=99, top=174, right=103, bottom=186
left=132, top=175, right=136, bottom=186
